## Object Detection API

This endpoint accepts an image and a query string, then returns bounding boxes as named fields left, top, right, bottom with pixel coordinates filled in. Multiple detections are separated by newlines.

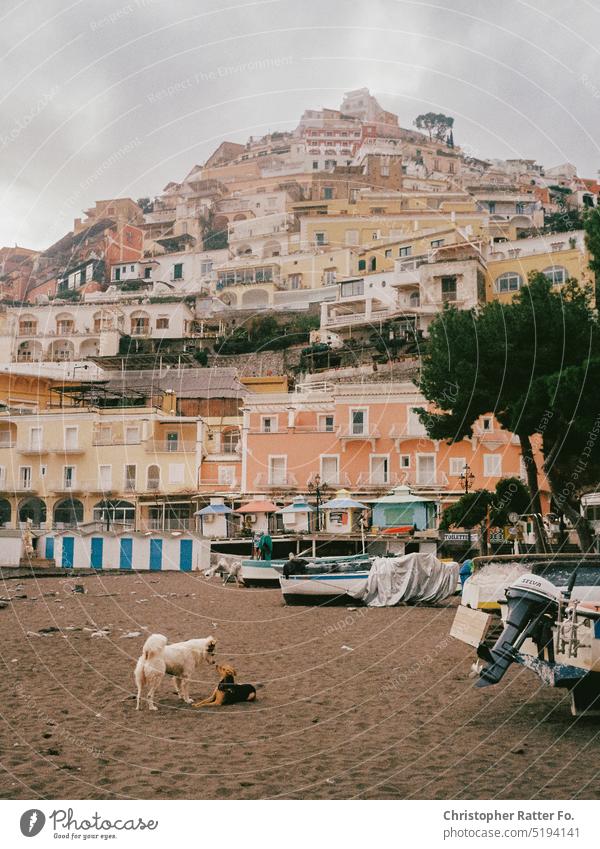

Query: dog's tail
left=142, top=633, right=168, bottom=660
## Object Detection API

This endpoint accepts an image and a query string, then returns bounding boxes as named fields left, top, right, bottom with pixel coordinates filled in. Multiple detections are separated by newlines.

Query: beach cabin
left=371, top=486, right=437, bottom=532
left=321, top=491, right=368, bottom=535
left=278, top=497, right=313, bottom=533
left=36, top=528, right=210, bottom=571
left=194, top=499, right=235, bottom=538
left=236, top=499, right=279, bottom=535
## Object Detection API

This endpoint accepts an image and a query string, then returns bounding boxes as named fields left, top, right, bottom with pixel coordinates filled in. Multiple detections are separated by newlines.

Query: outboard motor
left=476, top=573, right=562, bottom=688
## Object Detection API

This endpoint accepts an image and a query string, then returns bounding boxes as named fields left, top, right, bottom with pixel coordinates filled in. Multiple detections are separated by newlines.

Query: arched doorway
left=18, top=497, right=46, bottom=528
left=53, top=498, right=83, bottom=528
left=241, top=288, right=269, bottom=309
left=0, top=498, right=11, bottom=527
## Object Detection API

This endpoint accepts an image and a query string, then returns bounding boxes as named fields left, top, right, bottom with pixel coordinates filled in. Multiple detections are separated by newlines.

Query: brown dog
left=192, top=664, right=256, bottom=708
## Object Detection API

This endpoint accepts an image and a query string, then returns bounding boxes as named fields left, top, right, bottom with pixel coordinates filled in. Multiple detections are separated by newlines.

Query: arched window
left=18, top=315, right=37, bottom=335
left=147, top=465, right=160, bottom=490
left=53, top=498, right=83, bottom=528
left=55, top=312, right=75, bottom=336
left=130, top=311, right=150, bottom=336
left=409, top=291, right=420, bottom=308
left=495, top=272, right=522, bottom=293
left=542, top=265, right=568, bottom=285
left=369, top=256, right=377, bottom=272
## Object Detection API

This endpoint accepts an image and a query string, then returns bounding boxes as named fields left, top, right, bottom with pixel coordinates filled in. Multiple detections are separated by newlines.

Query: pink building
left=241, top=381, right=548, bottom=513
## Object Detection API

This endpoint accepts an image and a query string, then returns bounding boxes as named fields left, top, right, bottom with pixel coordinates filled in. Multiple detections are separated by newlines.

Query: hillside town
left=1, top=88, right=599, bottom=561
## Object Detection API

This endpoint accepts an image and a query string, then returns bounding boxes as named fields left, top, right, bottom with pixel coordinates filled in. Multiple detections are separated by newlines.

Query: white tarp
left=349, top=553, right=459, bottom=606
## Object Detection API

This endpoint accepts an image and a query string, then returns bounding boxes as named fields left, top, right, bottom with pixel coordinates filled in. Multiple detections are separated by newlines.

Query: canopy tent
left=236, top=500, right=279, bottom=514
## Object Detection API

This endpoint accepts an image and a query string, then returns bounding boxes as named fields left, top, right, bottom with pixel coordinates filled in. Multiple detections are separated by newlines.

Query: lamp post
left=459, top=463, right=475, bottom=494
left=308, top=474, right=329, bottom=532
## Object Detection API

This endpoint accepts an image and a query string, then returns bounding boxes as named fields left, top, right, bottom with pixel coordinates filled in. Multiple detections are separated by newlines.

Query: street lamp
left=459, top=463, right=475, bottom=494
left=307, top=473, right=330, bottom=532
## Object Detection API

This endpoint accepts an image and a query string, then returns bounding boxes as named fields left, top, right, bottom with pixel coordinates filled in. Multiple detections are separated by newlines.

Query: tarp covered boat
left=348, top=553, right=459, bottom=606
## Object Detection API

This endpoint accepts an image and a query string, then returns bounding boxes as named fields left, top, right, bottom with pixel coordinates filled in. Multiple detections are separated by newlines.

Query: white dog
left=164, top=636, right=217, bottom=704
left=204, top=557, right=245, bottom=587
left=134, top=633, right=168, bottom=711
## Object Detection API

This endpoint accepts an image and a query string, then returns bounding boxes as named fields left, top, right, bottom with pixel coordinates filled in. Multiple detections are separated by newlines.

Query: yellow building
left=486, top=230, right=592, bottom=302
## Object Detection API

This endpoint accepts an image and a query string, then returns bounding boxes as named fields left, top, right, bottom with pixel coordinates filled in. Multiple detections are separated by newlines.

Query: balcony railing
left=144, top=440, right=198, bottom=453
left=253, top=473, right=298, bottom=488
left=400, top=471, right=449, bottom=489
left=356, top=472, right=402, bottom=489
left=16, top=444, right=49, bottom=455
left=140, top=518, right=194, bottom=531
left=336, top=425, right=381, bottom=440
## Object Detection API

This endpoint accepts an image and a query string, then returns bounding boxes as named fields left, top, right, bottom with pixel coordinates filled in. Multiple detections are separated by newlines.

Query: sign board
left=450, top=604, right=493, bottom=648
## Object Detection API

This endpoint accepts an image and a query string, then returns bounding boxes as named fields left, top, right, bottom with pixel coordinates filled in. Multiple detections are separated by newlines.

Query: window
left=495, top=272, right=522, bottom=293
left=156, top=317, right=169, bottom=330
left=268, top=456, right=287, bottom=485
left=312, top=161, right=319, bottom=170
left=407, top=407, right=427, bottom=436
left=19, top=320, right=36, bottom=335
left=385, top=249, right=392, bottom=259
left=63, top=466, right=75, bottom=489
left=431, top=238, right=445, bottom=248
left=289, top=273, right=302, bottom=290
left=358, top=259, right=366, bottom=271
left=542, top=266, right=567, bottom=285
left=324, top=270, right=336, bottom=285
left=19, top=466, right=32, bottom=490
left=113, top=267, right=121, bottom=281
left=350, top=409, right=367, bottom=435
left=144, top=266, right=152, bottom=279
left=323, top=187, right=333, bottom=200
left=409, top=291, right=420, bottom=308
left=166, top=432, right=179, bottom=452
left=131, top=315, right=149, bottom=335
left=484, top=454, right=502, bottom=477
left=64, top=426, right=78, bottom=450
left=319, top=415, right=335, bottom=432
left=481, top=417, right=493, bottom=432
left=449, top=457, right=466, bottom=477
left=96, top=426, right=111, bottom=445
left=340, top=279, right=364, bottom=298
left=200, top=261, right=213, bottom=275
left=416, top=454, right=436, bottom=485
left=124, top=465, right=136, bottom=490
left=320, top=455, right=339, bottom=485
left=168, top=463, right=185, bottom=484
left=30, top=427, right=42, bottom=450
left=222, top=429, right=240, bottom=453
left=370, top=455, right=389, bottom=485
left=369, top=256, right=377, bottom=271
left=125, top=426, right=139, bottom=444
left=399, top=455, right=410, bottom=469
left=147, top=465, right=160, bottom=490
left=173, top=263, right=183, bottom=280
left=315, top=232, right=327, bottom=246
left=218, top=466, right=235, bottom=485
left=399, top=246, right=412, bottom=257
left=57, top=318, right=74, bottom=335
left=98, top=465, right=112, bottom=490
left=261, top=416, right=276, bottom=433
left=488, top=201, right=496, bottom=214
left=372, top=231, right=380, bottom=241
left=441, top=275, right=457, bottom=303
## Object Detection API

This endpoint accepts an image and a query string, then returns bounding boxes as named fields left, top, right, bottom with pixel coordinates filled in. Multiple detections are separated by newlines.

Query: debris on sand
left=72, top=585, right=86, bottom=594
left=90, top=630, right=110, bottom=638
left=121, top=631, right=142, bottom=639
left=38, top=627, right=60, bottom=634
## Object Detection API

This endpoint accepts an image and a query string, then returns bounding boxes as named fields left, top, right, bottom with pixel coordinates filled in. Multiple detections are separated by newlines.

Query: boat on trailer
left=451, top=554, right=600, bottom=715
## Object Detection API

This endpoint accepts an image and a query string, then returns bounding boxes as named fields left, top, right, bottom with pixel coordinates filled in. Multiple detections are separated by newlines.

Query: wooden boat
left=279, top=565, right=371, bottom=603
left=243, top=552, right=370, bottom=587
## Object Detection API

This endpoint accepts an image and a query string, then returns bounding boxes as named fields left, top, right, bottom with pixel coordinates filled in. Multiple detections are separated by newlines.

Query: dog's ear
left=231, top=666, right=237, bottom=677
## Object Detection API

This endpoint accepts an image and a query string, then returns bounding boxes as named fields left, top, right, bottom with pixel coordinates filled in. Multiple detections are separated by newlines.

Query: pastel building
left=241, top=381, right=547, bottom=513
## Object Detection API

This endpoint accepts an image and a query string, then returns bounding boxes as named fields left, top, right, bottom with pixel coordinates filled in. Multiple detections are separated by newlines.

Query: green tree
left=418, top=274, right=598, bottom=551
left=199, top=209, right=228, bottom=250
left=584, top=204, right=600, bottom=303
left=413, top=112, right=454, bottom=142
left=136, top=197, right=154, bottom=214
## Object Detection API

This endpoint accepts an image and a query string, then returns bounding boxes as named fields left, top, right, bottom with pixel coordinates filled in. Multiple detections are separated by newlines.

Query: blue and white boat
left=277, top=556, right=372, bottom=602
left=243, top=552, right=370, bottom=586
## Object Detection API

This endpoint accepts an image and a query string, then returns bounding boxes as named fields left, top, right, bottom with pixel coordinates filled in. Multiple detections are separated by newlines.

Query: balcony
left=389, top=424, right=430, bottom=446
left=16, top=444, right=49, bottom=456
left=140, top=518, right=195, bottom=532
left=144, top=440, right=198, bottom=453
left=51, top=482, right=84, bottom=495
left=336, top=425, right=380, bottom=450
left=253, top=473, right=298, bottom=489
left=400, top=471, right=449, bottom=490
left=356, top=472, right=402, bottom=490
left=51, top=444, right=86, bottom=455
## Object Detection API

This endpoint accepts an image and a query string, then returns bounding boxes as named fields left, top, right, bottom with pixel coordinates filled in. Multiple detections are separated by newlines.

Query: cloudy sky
left=1, top=0, right=599, bottom=249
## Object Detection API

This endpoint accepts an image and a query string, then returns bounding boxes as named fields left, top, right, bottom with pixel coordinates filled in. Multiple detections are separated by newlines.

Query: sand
left=0, top=571, right=599, bottom=800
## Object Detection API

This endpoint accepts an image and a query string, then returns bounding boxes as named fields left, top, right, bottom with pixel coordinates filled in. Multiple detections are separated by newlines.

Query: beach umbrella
left=235, top=500, right=279, bottom=513
left=193, top=504, right=234, bottom=516
left=321, top=496, right=369, bottom=510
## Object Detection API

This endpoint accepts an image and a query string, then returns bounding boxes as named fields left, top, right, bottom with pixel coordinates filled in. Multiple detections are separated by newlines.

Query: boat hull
left=279, top=571, right=369, bottom=604
left=241, top=553, right=370, bottom=587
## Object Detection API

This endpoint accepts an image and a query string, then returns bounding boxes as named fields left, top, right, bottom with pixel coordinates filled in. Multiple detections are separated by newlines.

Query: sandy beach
left=0, top=571, right=598, bottom=801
